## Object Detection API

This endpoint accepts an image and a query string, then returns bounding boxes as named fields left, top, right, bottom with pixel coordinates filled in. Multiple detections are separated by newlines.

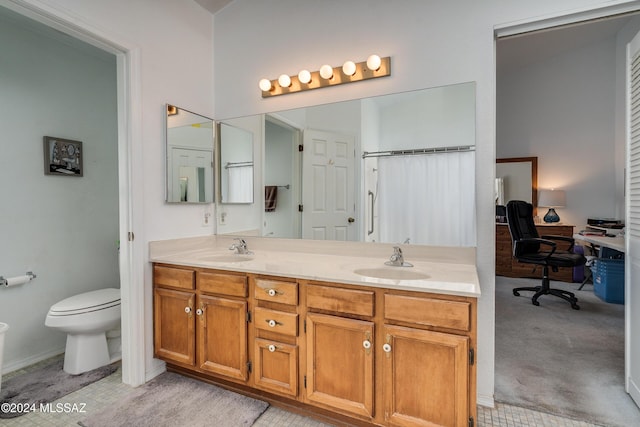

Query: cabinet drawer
left=154, top=265, right=194, bottom=290
left=384, top=294, right=470, bottom=332
left=306, top=284, right=374, bottom=317
left=254, top=307, right=298, bottom=336
left=198, top=271, right=247, bottom=297
left=254, top=279, right=298, bottom=305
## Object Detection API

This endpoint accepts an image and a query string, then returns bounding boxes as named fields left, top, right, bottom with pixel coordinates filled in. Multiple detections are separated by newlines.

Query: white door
left=302, top=129, right=355, bottom=240
left=626, top=30, right=640, bottom=408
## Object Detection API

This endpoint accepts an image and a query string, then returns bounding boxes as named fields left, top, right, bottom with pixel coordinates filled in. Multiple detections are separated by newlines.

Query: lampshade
left=538, top=189, right=566, bottom=207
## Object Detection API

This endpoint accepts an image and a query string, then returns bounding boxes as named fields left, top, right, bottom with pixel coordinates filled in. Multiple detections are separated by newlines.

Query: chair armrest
left=514, top=237, right=557, bottom=258
left=540, top=234, right=575, bottom=250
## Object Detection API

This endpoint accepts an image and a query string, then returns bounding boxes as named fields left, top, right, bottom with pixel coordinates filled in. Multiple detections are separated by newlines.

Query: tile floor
left=0, top=358, right=606, bottom=427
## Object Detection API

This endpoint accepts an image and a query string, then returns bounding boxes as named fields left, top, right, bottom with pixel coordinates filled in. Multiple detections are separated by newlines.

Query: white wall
left=212, top=0, right=640, bottom=406
left=497, top=37, right=618, bottom=228
left=0, top=10, right=118, bottom=370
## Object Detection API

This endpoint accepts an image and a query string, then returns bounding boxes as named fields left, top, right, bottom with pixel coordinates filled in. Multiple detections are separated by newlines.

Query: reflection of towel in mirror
left=265, top=186, right=278, bottom=212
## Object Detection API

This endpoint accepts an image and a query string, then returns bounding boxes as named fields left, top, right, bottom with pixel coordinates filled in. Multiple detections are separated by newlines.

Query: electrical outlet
left=219, top=212, right=227, bottom=225
left=202, top=211, right=211, bottom=227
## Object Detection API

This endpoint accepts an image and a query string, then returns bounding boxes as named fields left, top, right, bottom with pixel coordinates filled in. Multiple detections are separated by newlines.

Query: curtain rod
left=362, top=145, right=475, bottom=159
left=225, top=161, right=254, bottom=169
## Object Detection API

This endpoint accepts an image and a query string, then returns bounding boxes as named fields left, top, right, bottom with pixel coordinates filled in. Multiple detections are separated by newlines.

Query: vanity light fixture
left=259, top=54, right=391, bottom=98
left=298, top=69, right=312, bottom=84
left=259, top=78, right=273, bottom=92
left=342, top=60, right=356, bottom=76
left=278, top=74, right=292, bottom=88
left=319, top=64, right=334, bottom=80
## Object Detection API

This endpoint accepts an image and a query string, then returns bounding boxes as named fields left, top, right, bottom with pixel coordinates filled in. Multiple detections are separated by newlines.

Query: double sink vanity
left=150, top=235, right=480, bottom=427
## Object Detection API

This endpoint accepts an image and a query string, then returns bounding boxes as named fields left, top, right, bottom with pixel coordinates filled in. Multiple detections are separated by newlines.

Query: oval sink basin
left=353, top=267, right=429, bottom=281
left=199, top=255, right=254, bottom=263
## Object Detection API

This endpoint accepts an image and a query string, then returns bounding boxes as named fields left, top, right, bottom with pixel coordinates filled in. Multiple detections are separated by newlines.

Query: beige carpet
left=495, top=276, right=639, bottom=426
left=79, top=371, right=269, bottom=427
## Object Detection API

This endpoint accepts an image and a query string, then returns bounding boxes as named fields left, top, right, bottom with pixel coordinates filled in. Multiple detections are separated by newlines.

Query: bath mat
left=79, top=371, right=269, bottom=427
left=0, top=358, right=118, bottom=419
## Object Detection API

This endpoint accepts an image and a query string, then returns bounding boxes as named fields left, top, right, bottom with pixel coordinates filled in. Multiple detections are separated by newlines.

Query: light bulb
left=278, top=74, right=291, bottom=88
left=319, top=64, right=333, bottom=80
left=342, top=60, right=356, bottom=76
left=259, top=78, right=272, bottom=92
left=298, top=69, right=311, bottom=84
left=366, top=54, right=382, bottom=71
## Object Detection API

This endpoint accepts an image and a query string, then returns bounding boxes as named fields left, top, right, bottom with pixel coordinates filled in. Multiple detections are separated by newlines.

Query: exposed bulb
left=278, top=74, right=291, bottom=88
left=319, top=64, right=333, bottom=80
left=366, top=54, right=382, bottom=71
left=342, top=60, right=356, bottom=76
left=298, top=69, right=312, bottom=84
left=259, top=78, right=272, bottom=92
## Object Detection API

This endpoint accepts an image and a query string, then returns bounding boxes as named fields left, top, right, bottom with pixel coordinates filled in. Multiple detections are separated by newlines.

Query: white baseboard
left=1, top=347, right=65, bottom=375
left=145, top=358, right=166, bottom=383
left=477, top=393, right=495, bottom=408
left=629, top=376, right=640, bottom=407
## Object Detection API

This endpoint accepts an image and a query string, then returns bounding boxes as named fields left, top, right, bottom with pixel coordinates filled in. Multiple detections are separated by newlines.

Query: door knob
left=348, top=217, right=355, bottom=223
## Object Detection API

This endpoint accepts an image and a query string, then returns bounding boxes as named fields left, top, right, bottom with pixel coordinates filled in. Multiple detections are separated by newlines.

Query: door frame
left=494, top=0, right=640, bottom=406
left=2, top=0, right=146, bottom=386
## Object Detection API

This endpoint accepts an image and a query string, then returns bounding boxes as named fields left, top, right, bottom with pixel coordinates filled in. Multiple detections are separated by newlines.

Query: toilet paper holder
left=1, top=271, right=37, bottom=287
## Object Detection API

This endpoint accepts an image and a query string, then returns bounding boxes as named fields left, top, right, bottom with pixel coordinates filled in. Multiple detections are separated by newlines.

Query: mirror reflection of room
left=223, top=82, right=478, bottom=245
left=165, top=105, right=214, bottom=203
left=218, top=122, right=254, bottom=204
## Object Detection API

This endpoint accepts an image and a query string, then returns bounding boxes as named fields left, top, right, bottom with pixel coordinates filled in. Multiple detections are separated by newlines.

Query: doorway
left=495, top=6, right=640, bottom=421
left=1, top=1, right=144, bottom=386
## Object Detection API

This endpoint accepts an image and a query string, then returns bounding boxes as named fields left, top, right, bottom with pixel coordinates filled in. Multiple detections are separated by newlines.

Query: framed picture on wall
left=43, top=136, right=83, bottom=177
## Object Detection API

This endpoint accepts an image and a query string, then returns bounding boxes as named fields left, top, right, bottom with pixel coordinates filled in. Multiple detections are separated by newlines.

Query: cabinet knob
left=362, top=340, right=372, bottom=350
left=184, top=306, right=192, bottom=314
left=267, top=289, right=277, bottom=297
left=383, top=343, right=392, bottom=353
left=196, top=308, right=203, bottom=316
left=268, top=344, right=277, bottom=352
left=267, top=319, right=277, bottom=328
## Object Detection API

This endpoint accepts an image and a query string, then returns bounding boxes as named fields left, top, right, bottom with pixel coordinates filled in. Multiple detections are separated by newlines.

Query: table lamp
left=538, top=189, right=565, bottom=223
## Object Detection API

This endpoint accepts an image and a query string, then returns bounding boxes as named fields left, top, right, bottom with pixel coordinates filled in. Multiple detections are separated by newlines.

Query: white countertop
left=573, top=233, right=625, bottom=253
left=149, top=236, right=480, bottom=297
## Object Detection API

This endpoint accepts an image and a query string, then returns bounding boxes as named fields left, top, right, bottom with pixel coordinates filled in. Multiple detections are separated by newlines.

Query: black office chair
left=505, top=200, right=586, bottom=310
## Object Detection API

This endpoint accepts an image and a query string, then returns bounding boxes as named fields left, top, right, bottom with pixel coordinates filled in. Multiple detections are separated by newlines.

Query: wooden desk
left=496, top=223, right=575, bottom=282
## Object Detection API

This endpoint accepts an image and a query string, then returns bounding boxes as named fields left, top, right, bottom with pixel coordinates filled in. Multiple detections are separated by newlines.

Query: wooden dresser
left=496, top=223, right=575, bottom=282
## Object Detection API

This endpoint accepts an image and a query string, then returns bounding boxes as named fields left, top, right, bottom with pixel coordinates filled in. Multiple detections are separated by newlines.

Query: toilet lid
left=49, top=288, right=120, bottom=314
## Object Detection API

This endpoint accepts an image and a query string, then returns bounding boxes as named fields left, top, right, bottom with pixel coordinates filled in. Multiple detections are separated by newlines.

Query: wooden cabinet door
left=197, top=294, right=248, bottom=382
left=305, top=313, right=374, bottom=419
left=153, top=287, right=195, bottom=366
left=383, top=325, right=469, bottom=427
left=254, top=338, right=298, bottom=397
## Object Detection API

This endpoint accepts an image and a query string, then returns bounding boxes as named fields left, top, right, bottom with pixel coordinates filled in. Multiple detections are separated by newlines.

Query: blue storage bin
left=592, top=258, right=625, bottom=304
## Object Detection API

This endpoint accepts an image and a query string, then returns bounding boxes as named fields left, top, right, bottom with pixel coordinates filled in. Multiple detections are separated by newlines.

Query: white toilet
left=45, top=288, right=121, bottom=375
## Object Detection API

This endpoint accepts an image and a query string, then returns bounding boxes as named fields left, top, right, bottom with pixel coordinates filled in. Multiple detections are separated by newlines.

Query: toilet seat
left=48, top=288, right=120, bottom=316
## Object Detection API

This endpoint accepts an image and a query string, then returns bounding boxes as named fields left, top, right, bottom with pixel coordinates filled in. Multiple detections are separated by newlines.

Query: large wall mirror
left=218, top=122, right=254, bottom=204
left=215, top=82, right=476, bottom=243
left=496, top=157, right=538, bottom=208
left=165, top=104, right=214, bottom=203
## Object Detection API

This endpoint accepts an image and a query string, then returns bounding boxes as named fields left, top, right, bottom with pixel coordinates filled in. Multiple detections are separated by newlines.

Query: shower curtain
left=227, top=165, right=253, bottom=203
left=377, top=151, right=476, bottom=246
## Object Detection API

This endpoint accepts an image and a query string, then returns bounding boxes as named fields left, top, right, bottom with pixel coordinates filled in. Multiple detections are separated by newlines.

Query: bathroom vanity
left=150, top=236, right=480, bottom=427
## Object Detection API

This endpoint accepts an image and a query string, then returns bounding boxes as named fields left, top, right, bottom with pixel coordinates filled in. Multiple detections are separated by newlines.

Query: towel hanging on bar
left=265, top=186, right=278, bottom=212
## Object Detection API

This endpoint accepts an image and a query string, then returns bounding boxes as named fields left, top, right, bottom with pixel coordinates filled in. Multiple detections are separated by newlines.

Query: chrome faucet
left=385, top=246, right=412, bottom=267
left=229, top=238, right=252, bottom=255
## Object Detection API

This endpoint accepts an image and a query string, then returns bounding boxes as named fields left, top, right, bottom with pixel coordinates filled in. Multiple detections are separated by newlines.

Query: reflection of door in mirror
left=264, top=116, right=302, bottom=238
left=302, top=129, right=356, bottom=241
left=219, top=123, right=254, bottom=204
left=165, top=105, right=214, bottom=203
